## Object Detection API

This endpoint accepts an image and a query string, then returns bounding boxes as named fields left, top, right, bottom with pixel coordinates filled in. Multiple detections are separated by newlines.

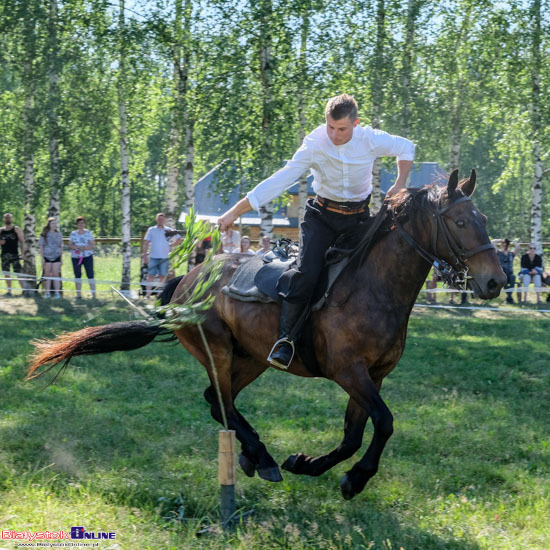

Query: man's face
left=156, top=215, right=165, bottom=226
left=326, top=115, right=359, bottom=146
left=3, top=214, right=12, bottom=225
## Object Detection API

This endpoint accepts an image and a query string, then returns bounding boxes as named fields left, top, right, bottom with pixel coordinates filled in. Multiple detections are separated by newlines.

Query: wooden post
left=219, top=430, right=236, bottom=526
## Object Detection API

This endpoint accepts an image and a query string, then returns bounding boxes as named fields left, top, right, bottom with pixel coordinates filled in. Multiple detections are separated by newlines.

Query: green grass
left=0, top=300, right=549, bottom=549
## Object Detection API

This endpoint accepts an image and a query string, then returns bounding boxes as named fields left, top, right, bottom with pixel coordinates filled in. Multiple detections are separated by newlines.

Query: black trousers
left=276, top=197, right=370, bottom=304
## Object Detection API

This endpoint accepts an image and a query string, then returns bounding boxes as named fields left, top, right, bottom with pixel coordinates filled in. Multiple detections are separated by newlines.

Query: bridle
left=395, top=195, right=494, bottom=291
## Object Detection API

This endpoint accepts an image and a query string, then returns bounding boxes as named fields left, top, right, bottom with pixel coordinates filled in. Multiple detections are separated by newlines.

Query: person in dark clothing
left=495, top=238, right=520, bottom=303
left=519, top=244, right=543, bottom=303
left=0, top=213, right=25, bottom=296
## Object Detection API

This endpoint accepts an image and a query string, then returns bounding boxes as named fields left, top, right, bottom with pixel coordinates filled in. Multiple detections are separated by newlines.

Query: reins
left=395, top=194, right=494, bottom=290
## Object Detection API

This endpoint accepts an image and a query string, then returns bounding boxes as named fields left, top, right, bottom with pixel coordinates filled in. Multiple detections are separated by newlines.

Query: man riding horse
left=218, top=94, right=415, bottom=369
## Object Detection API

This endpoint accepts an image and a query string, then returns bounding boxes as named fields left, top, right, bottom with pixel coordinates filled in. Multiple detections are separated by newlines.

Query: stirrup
left=267, top=337, right=295, bottom=370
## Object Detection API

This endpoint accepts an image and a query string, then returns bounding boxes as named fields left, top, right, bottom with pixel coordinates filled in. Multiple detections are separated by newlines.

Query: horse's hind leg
left=282, top=397, right=368, bottom=477
left=204, top=357, right=282, bottom=482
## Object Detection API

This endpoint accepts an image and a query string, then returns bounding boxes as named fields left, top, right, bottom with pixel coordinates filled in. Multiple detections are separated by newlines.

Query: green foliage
left=155, top=208, right=222, bottom=328
left=0, top=0, right=547, bottom=239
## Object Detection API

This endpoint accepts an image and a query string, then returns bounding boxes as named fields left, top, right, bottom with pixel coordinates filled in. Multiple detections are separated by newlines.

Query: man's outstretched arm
left=218, top=197, right=252, bottom=232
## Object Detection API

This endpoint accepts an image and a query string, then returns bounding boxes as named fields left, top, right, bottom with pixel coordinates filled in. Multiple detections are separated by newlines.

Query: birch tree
left=47, top=0, right=61, bottom=221
left=118, top=0, right=131, bottom=293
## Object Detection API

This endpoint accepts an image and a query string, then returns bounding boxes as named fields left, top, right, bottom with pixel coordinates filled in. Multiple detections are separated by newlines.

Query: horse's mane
left=344, top=181, right=468, bottom=269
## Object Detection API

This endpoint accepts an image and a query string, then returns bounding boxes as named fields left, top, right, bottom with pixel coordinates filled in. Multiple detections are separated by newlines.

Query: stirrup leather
left=267, top=337, right=295, bottom=370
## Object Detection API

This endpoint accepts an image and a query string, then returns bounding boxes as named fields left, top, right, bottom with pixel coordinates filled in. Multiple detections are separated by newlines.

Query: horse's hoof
left=238, top=454, right=257, bottom=478
left=281, top=454, right=299, bottom=473
left=340, top=473, right=357, bottom=500
left=257, top=466, right=283, bottom=482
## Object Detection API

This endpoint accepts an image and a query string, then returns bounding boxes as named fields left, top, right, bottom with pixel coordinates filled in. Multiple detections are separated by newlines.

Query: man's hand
left=218, top=197, right=252, bottom=232
left=386, top=181, right=406, bottom=198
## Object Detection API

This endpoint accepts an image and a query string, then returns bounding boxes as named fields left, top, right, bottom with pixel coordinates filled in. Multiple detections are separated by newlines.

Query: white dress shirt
left=246, top=124, right=415, bottom=210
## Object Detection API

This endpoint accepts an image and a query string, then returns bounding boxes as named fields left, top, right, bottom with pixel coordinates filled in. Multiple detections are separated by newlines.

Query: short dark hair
left=503, top=238, right=510, bottom=247
left=75, top=216, right=86, bottom=224
left=325, top=94, right=358, bottom=121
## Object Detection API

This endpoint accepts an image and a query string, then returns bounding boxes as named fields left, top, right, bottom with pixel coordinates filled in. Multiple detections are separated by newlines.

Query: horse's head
left=431, top=169, right=506, bottom=299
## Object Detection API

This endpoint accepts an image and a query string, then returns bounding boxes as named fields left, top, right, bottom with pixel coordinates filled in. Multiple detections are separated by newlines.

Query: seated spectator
left=519, top=244, right=543, bottom=303
left=495, top=238, right=519, bottom=304
left=256, top=234, right=272, bottom=256
left=239, top=235, right=255, bottom=255
left=221, top=226, right=240, bottom=253
left=38, top=217, right=63, bottom=299
left=192, top=236, right=212, bottom=266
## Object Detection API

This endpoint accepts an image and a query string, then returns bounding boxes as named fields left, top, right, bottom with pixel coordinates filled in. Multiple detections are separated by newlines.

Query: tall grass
left=0, top=302, right=548, bottom=549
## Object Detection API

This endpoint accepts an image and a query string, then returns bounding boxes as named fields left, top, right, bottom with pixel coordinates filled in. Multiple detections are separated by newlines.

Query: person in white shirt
left=222, top=227, right=241, bottom=253
left=218, top=94, right=415, bottom=369
left=142, top=213, right=180, bottom=296
left=256, top=234, right=271, bottom=256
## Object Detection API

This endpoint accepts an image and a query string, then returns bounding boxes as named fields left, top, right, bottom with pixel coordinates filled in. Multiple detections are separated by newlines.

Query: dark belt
left=314, top=195, right=369, bottom=215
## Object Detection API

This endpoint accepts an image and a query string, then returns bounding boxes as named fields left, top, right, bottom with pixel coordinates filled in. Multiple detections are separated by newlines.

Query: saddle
left=221, top=222, right=372, bottom=311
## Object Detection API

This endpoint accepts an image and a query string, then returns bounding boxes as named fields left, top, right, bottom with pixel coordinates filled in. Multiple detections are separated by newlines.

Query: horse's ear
left=447, top=169, right=459, bottom=196
left=460, top=169, right=476, bottom=196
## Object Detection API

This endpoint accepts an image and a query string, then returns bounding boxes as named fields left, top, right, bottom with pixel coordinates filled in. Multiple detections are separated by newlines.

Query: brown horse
left=28, top=170, right=506, bottom=500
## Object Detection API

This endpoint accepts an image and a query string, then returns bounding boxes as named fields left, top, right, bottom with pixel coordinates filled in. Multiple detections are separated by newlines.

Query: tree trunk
left=258, top=0, right=275, bottom=237
left=370, top=0, right=386, bottom=212
left=23, top=87, right=37, bottom=285
left=118, top=0, right=131, bottom=293
left=401, top=0, right=417, bottom=138
left=529, top=0, right=543, bottom=253
left=47, top=0, right=61, bottom=221
left=297, top=8, right=309, bottom=224
left=183, top=123, right=194, bottom=212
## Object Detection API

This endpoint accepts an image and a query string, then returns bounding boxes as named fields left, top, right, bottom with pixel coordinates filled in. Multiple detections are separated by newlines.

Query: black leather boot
left=267, top=301, right=308, bottom=370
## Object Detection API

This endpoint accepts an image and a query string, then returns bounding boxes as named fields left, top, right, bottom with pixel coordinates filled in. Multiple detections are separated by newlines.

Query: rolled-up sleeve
left=246, top=142, right=312, bottom=210
left=368, top=129, right=415, bottom=161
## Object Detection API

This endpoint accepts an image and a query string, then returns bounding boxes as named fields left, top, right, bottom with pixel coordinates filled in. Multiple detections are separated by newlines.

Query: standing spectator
left=192, top=236, right=212, bottom=267
left=495, top=238, right=519, bottom=304
left=239, top=235, right=256, bottom=255
left=142, top=213, right=177, bottom=296
left=519, top=244, right=543, bottom=304
left=69, top=216, right=96, bottom=299
left=256, top=234, right=272, bottom=256
left=221, top=226, right=241, bottom=253
left=38, top=217, right=63, bottom=299
left=0, top=212, right=25, bottom=296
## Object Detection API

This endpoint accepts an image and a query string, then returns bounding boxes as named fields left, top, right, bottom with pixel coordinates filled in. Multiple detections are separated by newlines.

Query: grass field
left=0, top=298, right=549, bottom=549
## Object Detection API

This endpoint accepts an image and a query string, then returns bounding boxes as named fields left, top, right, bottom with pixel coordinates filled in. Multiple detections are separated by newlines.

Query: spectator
left=192, top=236, right=212, bottom=267
left=142, top=213, right=179, bottom=296
left=519, top=244, right=543, bottom=304
left=69, top=216, right=96, bottom=299
left=239, top=235, right=256, bottom=255
left=256, top=234, right=272, bottom=256
left=0, top=212, right=25, bottom=296
left=38, top=217, right=63, bottom=299
left=425, top=268, right=439, bottom=304
left=221, top=226, right=241, bottom=253
left=495, top=238, right=519, bottom=304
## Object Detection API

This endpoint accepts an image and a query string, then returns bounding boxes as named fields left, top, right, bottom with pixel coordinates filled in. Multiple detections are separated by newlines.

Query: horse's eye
left=456, top=220, right=465, bottom=228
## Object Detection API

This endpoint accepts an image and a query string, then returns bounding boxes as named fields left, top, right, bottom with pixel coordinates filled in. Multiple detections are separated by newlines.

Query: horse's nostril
left=487, top=279, right=499, bottom=292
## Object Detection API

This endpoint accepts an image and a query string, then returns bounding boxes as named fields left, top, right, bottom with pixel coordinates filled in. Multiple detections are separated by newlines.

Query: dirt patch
left=0, top=296, right=39, bottom=316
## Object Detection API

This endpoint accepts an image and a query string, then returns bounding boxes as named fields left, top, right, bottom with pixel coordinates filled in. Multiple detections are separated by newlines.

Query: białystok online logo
left=1, top=526, right=116, bottom=541
left=70, top=526, right=116, bottom=540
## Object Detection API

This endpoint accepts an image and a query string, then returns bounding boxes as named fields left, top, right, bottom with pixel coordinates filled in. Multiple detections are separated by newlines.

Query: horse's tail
left=27, top=275, right=185, bottom=381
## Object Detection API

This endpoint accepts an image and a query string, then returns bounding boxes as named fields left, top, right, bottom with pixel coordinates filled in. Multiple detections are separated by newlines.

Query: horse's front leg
left=334, top=362, right=394, bottom=500
left=281, top=397, right=368, bottom=476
